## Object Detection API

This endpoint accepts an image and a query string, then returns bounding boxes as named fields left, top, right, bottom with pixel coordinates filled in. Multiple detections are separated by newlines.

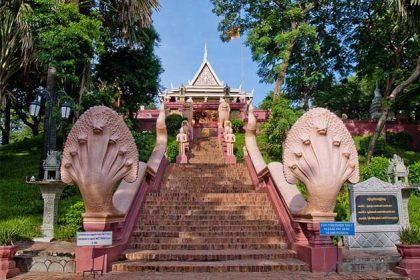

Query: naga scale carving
left=61, top=106, right=138, bottom=223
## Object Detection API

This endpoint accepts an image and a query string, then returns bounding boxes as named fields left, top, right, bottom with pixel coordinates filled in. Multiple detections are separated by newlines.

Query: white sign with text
left=77, top=231, right=113, bottom=246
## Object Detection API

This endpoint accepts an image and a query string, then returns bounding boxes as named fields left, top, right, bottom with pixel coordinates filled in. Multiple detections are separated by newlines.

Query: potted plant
left=0, top=228, right=20, bottom=279
left=394, top=226, right=420, bottom=278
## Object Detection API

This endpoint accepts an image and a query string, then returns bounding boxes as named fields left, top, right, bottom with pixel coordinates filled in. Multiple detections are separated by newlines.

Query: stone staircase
left=112, top=137, right=308, bottom=272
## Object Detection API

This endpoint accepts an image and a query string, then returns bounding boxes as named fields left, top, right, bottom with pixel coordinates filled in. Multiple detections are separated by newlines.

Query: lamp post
left=29, top=85, right=71, bottom=178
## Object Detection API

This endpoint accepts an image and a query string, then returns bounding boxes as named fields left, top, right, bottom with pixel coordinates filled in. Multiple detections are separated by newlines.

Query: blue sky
left=152, top=0, right=273, bottom=106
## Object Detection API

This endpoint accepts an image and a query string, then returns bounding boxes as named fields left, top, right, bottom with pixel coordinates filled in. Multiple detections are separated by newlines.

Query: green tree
left=312, top=77, right=372, bottom=119
left=349, top=0, right=420, bottom=163
left=95, top=28, right=162, bottom=120
left=0, top=0, right=33, bottom=144
left=262, top=95, right=302, bottom=159
left=212, top=0, right=349, bottom=102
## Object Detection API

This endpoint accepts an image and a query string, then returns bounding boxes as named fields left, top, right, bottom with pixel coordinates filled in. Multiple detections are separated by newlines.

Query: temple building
left=160, top=45, right=253, bottom=104
left=137, top=46, right=269, bottom=131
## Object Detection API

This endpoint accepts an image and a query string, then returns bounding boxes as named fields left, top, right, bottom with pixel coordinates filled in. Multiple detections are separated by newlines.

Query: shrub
left=56, top=200, right=84, bottom=241
left=166, top=114, right=184, bottom=135
left=387, top=132, right=413, bottom=150
left=262, top=97, right=302, bottom=159
left=132, top=131, right=156, bottom=162
left=335, top=187, right=350, bottom=222
left=409, top=161, right=420, bottom=184
left=360, top=156, right=389, bottom=181
left=0, top=228, right=19, bottom=246
left=399, top=226, right=420, bottom=245
left=359, top=136, right=386, bottom=156
left=166, top=139, right=178, bottom=163
left=231, top=119, right=244, bottom=133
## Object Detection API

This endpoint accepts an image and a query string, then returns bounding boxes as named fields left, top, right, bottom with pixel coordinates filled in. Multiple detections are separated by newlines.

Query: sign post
left=320, top=222, right=355, bottom=275
left=77, top=231, right=113, bottom=278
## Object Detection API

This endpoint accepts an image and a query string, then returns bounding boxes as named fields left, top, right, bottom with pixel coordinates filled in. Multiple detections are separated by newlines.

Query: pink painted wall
left=344, top=120, right=420, bottom=150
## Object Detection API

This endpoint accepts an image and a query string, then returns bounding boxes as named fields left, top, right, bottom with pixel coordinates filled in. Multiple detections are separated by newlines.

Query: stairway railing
left=75, top=104, right=169, bottom=273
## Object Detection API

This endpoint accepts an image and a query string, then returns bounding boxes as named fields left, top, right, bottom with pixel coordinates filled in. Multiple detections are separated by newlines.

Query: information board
left=355, top=195, right=399, bottom=225
left=320, top=222, right=355, bottom=236
left=77, top=231, right=113, bottom=246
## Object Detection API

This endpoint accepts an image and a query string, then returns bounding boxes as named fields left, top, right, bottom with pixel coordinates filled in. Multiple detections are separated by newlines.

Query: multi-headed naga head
left=61, top=106, right=138, bottom=223
left=283, top=108, right=359, bottom=216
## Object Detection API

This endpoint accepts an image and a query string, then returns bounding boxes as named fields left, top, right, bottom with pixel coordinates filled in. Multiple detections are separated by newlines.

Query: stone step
left=132, top=230, right=283, bottom=238
left=135, top=225, right=283, bottom=232
left=130, top=236, right=285, bottom=245
left=129, top=243, right=287, bottom=250
left=122, top=249, right=297, bottom=262
left=112, top=259, right=309, bottom=272
left=140, top=209, right=276, bottom=216
left=139, top=205, right=274, bottom=211
left=137, top=214, right=278, bottom=221
left=146, top=193, right=267, bottom=199
left=138, top=220, right=280, bottom=227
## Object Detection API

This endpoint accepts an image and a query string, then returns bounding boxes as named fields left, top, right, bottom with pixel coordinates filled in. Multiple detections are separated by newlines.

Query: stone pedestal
left=29, top=182, right=65, bottom=242
left=292, top=214, right=342, bottom=272
left=176, top=155, right=188, bottom=164
left=345, top=178, right=404, bottom=250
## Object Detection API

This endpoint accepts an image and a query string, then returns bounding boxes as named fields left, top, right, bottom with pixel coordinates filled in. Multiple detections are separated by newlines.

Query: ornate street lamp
left=29, top=87, right=72, bottom=119
left=60, top=100, right=71, bottom=119
left=29, top=96, right=42, bottom=117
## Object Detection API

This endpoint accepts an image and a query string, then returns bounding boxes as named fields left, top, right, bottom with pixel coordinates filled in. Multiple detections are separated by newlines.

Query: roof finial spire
left=204, top=42, right=208, bottom=61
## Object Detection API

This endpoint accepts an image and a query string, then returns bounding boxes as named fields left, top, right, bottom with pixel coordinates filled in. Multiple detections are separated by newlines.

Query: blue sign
left=320, top=222, right=355, bottom=236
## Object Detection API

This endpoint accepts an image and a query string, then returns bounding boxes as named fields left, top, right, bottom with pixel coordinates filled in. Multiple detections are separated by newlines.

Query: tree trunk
left=273, top=39, right=296, bottom=99
left=366, top=56, right=420, bottom=164
left=273, top=20, right=299, bottom=100
left=75, top=63, right=88, bottom=119
left=1, top=100, right=11, bottom=145
left=39, top=66, right=58, bottom=178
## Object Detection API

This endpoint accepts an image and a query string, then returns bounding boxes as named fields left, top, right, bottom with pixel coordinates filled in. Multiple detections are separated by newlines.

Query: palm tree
left=392, top=0, right=420, bottom=30
left=99, top=0, right=160, bottom=44
left=0, top=0, right=33, bottom=144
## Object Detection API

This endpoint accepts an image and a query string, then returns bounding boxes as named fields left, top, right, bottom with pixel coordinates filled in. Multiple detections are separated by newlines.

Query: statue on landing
left=182, top=98, right=193, bottom=126
left=176, top=128, right=188, bottom=156
left=61, top=106, right=138, bottom=224
left=218, top=98, right=230, bottom=128
left=224, top=127, right=236, bottom=156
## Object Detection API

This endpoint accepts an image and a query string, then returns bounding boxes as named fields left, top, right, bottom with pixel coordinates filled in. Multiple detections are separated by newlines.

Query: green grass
left=0, top=136, right=82, bottom=241
left=0, top=136, right=44, bottom=240
left=409, top=192, right=420, bottom=228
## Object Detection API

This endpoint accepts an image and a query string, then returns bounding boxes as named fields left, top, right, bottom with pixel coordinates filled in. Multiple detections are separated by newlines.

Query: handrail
left=147, top=103, right=168, bottom=176
left=244, top=104, right=268, bottom=176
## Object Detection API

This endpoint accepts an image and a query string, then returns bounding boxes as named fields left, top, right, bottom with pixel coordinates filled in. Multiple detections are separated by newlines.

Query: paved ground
left=12, top=271, right=408, bottom=280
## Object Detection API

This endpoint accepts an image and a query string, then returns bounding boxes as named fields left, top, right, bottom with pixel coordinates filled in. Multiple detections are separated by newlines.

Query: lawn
left=0, top=136, right=83, bottom=241
left=0, top=136, right=43, bottom=240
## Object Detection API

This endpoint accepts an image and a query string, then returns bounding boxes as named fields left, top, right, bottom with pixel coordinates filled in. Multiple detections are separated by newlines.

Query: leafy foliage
left=231, top=119, right=244, bottom=133
left=56, top=199, right=84, bottom=241
left=399, top=226, right=420, bottom=245
left=165, top=114, right=184, bottom=136
left=359, top=136, right=386, bottom=157
left=387, top=132, right=413, bottom=150
left=132, top=130, right=155, bottom=162
left=95, top=28, right=162, bottom=117
left=409, top=161, right=420, bottom=183
left=360, top=156, right=389, bottom=181
left=262, top=97, right=301, bottom=159
left=0, top=228, right=20, bottom=246
left=166, top=137, right=178, bottom=163
left=31, top=0, right=102, bottom=86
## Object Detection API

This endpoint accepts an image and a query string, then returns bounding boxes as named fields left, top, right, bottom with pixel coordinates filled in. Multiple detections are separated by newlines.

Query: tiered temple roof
left=159, top=45, right=252, bottom=102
